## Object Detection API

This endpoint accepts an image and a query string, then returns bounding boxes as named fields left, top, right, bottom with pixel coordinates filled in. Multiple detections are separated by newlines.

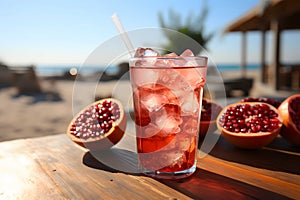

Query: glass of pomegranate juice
left=129, top=48, right=207, bottom=179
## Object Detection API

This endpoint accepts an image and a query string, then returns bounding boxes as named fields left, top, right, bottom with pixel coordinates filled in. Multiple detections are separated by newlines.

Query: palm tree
left=158, top=1, right=214, bottom=55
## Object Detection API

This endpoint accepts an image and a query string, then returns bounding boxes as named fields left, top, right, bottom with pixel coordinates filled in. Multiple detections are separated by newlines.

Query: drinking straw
left=111, top=13, right=135, bottom=57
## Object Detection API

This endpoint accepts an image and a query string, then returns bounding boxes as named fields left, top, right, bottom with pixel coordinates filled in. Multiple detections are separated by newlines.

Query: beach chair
left=11, top=65, right=42, bottom=94
left=0, top=64, right=13, bottom=87
left=224, top=77, right=254, bottom=97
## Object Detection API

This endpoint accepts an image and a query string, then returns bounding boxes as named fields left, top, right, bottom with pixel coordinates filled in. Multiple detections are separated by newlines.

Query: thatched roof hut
left=224, top=0, right=300, bottom=90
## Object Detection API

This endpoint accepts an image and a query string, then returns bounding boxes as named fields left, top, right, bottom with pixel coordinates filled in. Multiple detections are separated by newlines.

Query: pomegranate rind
left=240, top=97, right=281, bottom=108
left=199, top=98, right=223, bottom=137
left=217, top=102, right=282, bottom=149
left=66, top=98, right=126, bottom=150
left=278, top=94, right=300, bottom=146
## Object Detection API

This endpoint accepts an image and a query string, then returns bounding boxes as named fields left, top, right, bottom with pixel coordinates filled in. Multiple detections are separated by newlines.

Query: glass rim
left=129, top=56, right=208, bottom=61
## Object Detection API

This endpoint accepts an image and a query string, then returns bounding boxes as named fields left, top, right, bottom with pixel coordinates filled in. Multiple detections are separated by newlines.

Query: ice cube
left=164, top=52, right=178, bottom=57
left=172, top=49, right=194, bottom=67
left=178, top=49, right=207, bottom=87
left=158, top=150, right=187, bottom=169
left=176, top=135, right=194, bottom=151
left=155, top=115, right=181, bottom=134
left=138, top=150, right=186, bottom=170
left=151, top=52, right=178, bottom=68
left=134, top=84, right=179, bottom=127
left=161, top=134, right=194, bottom=152
left=158, top=69, right=191, bottom=92
left=137, top=104, right=181, bottom=141
left=179, top=92, right=199, bottom=114
left=181, top=118, right=199, bottom=136
left=141, top=93, right=168, bottom=112
left=139, top=123, right=161, bottom=138
left=136, top=84, right=179, bottom=108
left=179, top=48, right=201, bottom=69
left=169, top=152, right=187, bottom=168
left=180, top=49, right=194, bottom=56
left=133, top=48, right=162, bottom=68
left=163, top=136, right=197, bottom=169
left=153, top=59, right=172, bottom=68
left=175, top=65, right=206, bottom=89
left=131, top=68, right=158, bottom=86
left=134, top=47, right=160, bottom=57
left=134, top=59, right=155, bottom=68
left=152, top=103, right=182, bottom=134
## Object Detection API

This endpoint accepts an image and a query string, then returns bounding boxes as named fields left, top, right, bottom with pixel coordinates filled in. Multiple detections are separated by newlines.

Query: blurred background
left=0, top=0, right=299, bottom=141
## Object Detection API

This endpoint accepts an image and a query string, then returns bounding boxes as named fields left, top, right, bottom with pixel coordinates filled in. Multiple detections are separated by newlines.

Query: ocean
left=35, top=64, right=259, bottom=77
left=35, top=65, right=119, bottom=77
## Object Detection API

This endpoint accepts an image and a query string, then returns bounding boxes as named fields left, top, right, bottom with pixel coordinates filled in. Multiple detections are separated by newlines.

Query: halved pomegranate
left=67, top=98, right=126, bottom=150
left=240, top=97, right=281, bottom=108
left=278, top=94, right=300, bottom=146
left=217, top=102, right=282, bottom=149
left=199, top=98, right=223, bottom=137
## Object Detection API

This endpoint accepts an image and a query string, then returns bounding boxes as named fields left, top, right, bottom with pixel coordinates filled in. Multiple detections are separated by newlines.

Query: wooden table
left=0, top=119, right=299, bottom=200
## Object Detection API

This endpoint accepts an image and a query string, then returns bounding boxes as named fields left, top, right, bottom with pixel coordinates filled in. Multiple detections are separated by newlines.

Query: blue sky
left=0, top=0, right=299, bottom=66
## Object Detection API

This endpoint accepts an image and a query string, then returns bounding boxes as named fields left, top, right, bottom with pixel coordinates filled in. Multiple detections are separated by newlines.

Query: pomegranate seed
left=71, top=101, right=121, bottom=139
left=241, top=128, right=247, bottom=133
left=219, top=103, right=281, bottom=134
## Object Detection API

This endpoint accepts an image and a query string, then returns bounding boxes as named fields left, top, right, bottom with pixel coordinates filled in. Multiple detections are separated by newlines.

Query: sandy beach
left=0, top=80, right=74, bottom=142
left=0, top=70, right=297, bottom=142
left=0, top=76, right=135, bottom=142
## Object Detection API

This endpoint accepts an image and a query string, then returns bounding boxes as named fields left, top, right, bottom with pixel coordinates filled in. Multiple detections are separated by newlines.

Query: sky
left=0, top=0, right=300, bottom=66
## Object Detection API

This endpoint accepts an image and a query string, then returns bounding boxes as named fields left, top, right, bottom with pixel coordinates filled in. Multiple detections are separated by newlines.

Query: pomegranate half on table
left=217, top=102, right=282, bottom=149
left=278, top=94, right=300, bottom=146
left=67, top=98, right=126, bottom=150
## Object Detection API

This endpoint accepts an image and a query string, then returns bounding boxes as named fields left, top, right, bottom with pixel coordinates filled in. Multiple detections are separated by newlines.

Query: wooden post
left=271, top=19, right=281, bottom=90
left=241, top=32, right=247, bottom=78
left=261, top=30, right=267, bottom=83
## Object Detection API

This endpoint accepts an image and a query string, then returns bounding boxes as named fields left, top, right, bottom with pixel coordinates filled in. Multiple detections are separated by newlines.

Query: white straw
left=111, top=13, right=135, bottom=57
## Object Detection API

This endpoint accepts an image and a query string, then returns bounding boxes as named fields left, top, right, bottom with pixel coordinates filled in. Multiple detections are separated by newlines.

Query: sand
left=0, top=70, right=296, bottom=142
left=0, top=80, right=74, bottom=142
left=0, top=78, right=134, bottom=142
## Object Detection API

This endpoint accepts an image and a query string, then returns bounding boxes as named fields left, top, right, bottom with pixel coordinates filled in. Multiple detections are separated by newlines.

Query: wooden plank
left=0, top=131, right=299, bottom=199
left=0, top=139, right=63, bottom=199
left=161, top=168, right=289, bottom=200
left=24, top=134, right=192, bottom=200
left=198, top=136, right=300, bottom=199
left=199, top=155, right=300, bottom=199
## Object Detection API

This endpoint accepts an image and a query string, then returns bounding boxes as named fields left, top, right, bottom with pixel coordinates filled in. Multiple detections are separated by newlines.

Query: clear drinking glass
left=129, top=55, right=207, bottom=179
